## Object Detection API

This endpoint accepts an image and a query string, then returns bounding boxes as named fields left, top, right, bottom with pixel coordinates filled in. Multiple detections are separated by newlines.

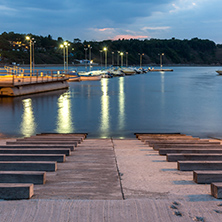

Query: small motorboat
left=216, top=70, right=222, bottom=75
left=78, top=71, right=102, bottom=81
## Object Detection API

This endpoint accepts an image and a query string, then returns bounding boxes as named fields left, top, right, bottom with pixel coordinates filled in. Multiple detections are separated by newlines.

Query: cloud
left=111, top=35, right=148, bottom=40
left=141, top=26, right=170, bottom=31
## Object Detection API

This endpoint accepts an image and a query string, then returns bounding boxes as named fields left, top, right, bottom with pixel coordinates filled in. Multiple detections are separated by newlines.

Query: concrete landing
left=33, top=139, right=122, bottom=200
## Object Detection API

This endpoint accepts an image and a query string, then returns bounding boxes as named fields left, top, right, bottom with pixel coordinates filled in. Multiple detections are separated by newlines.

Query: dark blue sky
left=1, top=0, right=221, bottom=43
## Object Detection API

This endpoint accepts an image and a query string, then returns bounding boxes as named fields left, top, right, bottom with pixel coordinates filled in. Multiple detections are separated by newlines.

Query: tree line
left=0, top=31, right=221, bottom=66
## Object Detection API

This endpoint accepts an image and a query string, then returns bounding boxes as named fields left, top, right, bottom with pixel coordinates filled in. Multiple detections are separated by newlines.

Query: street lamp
left=26, top=36, right=35, bottom=76
left=88, top=45, right=92, bottom=71
left=99, top=50, right=103, bottom=68
left=112, top=52, right=114, bottom=66
left=159, top=53, right=164, bottom=69
left=117, top=51, right=120, bottom=67
left=84, top=46, right=88, bottom=71
left=60, top=44, right=65, bottom=72
left=64, top=41, right=70, bottom=72
left=138, top=53, right=144, bottom=68
left=126, top=52, right=128, bottom=67
left=103, top=47, right=107, bottom=69
left=120, top=52, right=124, bottom=67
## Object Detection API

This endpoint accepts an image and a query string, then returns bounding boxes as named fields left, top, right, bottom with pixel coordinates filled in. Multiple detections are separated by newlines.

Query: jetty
left=0, top=66, right=69, bottom=96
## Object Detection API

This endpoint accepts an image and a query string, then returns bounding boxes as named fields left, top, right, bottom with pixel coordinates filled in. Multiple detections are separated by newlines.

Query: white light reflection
left=100, top=78, right=110, bottom=138
left=20, top=98, right=36, bottom=137
left=118, top=77, right=125, bottom=138
left=56, top=92, right=73, bottom=133
left=161, top=72, right=165, bottom=93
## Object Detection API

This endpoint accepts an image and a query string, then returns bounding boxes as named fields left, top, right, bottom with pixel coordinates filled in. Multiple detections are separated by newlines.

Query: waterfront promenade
left=0, top=137, right=222, bottom=221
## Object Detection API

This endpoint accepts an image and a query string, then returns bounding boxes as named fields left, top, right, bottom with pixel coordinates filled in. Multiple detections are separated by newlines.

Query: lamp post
left=99, top=50, right=103, bottom=68
left=126, top=52, right=128, bottom=67
left=103, top=47, right=107, bottom=69
left=60, top=44, right=65, bottom=72
left=159, top=53, right=164, bottom=69
left=64, top=42, right=70, bottom=72
left=120, top=52, right=124, bottom=67
left=84, top=46, right=88, bottom=71
left=88, top=45, right=92, bottom=71
left=138, top=53, right=144, bottom=68
left=117, top=51, right=120, bottom=67
left=112, top=52, right=114, bottom=66
left=26, top=36, right=35, bottom=76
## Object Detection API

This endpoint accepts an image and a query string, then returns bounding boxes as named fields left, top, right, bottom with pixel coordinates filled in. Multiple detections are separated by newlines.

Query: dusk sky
left=1, top=0, right=222, bottom=43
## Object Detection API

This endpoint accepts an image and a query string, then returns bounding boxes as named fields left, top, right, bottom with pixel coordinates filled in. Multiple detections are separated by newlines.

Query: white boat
left=109, top=68, right=125, bottom=77
left=120, top=67, right=136, bottom=75
left=78, top=71, right=102, bottom=81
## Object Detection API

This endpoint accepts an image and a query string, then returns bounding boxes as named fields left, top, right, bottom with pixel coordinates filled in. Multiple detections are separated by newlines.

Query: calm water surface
left=1, top=66, right=222, bottom=138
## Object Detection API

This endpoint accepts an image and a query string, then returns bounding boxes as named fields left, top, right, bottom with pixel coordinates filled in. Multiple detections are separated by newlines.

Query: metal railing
left=0, top=66, right=68, bottom=86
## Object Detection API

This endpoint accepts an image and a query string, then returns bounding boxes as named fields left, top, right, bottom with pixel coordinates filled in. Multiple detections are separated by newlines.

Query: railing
left=0, top=66, right=68, bottom=87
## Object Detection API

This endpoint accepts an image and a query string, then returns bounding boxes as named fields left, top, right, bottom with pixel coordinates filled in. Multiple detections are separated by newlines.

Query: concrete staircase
left=136, top=133, right=222, bottom=199
left=0, top=133, right=87, bottom=200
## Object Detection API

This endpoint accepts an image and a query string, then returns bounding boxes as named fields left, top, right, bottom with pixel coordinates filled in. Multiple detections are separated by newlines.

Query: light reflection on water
left=1, top=66, right=222, bottom=138
left=56, top=92, right=73, bottom=133
left=20, top=98, right=36, bottom=137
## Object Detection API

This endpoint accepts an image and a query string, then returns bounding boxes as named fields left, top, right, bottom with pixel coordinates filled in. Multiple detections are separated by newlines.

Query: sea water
left=1, top=66, right=222, bottom=139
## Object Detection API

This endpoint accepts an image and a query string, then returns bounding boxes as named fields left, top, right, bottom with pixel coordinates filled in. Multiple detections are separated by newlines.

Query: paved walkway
left=1, top=138, right=222, bottom=221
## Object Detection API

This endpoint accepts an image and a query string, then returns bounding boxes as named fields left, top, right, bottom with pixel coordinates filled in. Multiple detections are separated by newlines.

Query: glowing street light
left=84, top=46, right=88, bottom=71
left=112, top=52, right=114, bottom=66
left=103, top=47, right=107, bottom=68
left=159, top=53, right=164, bottom=69
left=126, top=52, right=128, bottom=67
left=26, top=36, right=35, bottom=76
left=117, top=51, right=120, bottom=66
left=120, top=52, right=124, bottom=67
left=138, top=53, right=144, bottom=68
left=60, top=44, right=65, bottom=72
left=64, top=41, right=70, bottom=71
left=99, top=50, right=103, bottom=68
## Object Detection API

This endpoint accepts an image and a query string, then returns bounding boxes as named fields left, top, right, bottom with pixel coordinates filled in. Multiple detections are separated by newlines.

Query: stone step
left=0, top=171, right=46, bottom=185
left=193, top=171, right=222, bottom=184
left=0, top=161, right=57, bottom=171
left=153, top=144, right=222, bottom=150
left=159, top=148, right=222, bottom=155
left=36, top=133, right=87, bottom=139
left=178, top=161, right=222, bottom=171
left=17, top=138, right=81, bottom=144
left=167, top=153, right=222, bottom=162
left=31, top=135, right=85, bottom=141
left=135, top=133, right=185, bottom=138
left=0, top=183, right=34, bottom=200
left=138, top=136, right=197, bottom=141
left=0, top=148, right=71, bottom=156
left=211, top=183, right=222, bottom=199
left=6, top=141, right=78, bottom=146
left=0, top=154, right=65, bottom=162
left=0, top=145, right=75, bottom=151
left=145, top=140, right=219, bottom=146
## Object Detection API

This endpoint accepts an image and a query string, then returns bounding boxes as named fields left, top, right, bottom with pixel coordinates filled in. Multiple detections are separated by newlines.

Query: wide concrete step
left=17, top=138, right=81, bottom=144
left=145, top=140, right=219, bottom=145
left=0, top=145, right=75, bottom=151
left=139, top=136, right=197, bottom=142
left=211, top=183, right=222, bottom=199
left=0, top=161, right=57, bottom=171
left=36, top=133, right=87, bottom=139
left=0, top=148, right=71, bottom=156
left=178, top=161, right=222, bottom=171
left=33, top=136, right=84, bottom=142
left=7, top=141, right=78, bottom=146
left=0, top=154, right=65, bottom=162
left=0, top=183, right=34, bottom=200
left=159, top=148, right=222, bottom=155
left=193, top=171, right=222, bottom=184
left=167, top=153, right=222, bottom=162
left=153, top=144, right=222, bottom=150
left=135, top=133, right=186, bottom=138
left=0, top=171, right=46, bottom=185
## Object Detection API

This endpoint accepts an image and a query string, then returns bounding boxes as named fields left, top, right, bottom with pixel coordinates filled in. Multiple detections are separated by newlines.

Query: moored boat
left=216, top=70, right=222, bottom=75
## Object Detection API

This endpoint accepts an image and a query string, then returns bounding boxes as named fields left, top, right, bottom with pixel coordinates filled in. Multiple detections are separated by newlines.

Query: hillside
left=0, top=32, right=221, bottom=66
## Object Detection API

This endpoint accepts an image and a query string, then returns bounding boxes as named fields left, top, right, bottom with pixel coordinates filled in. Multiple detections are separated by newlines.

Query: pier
left=0, top=66, right=69, bottom=96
